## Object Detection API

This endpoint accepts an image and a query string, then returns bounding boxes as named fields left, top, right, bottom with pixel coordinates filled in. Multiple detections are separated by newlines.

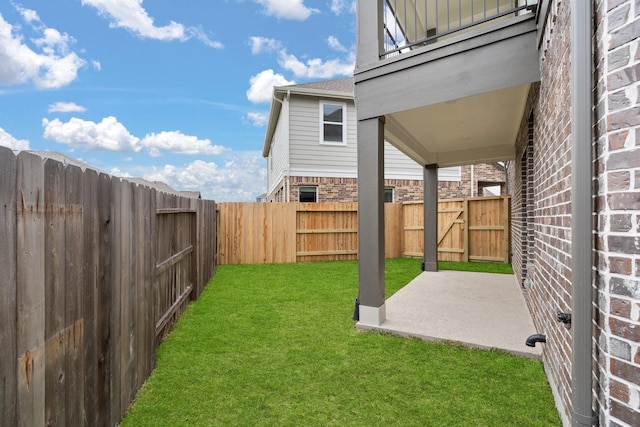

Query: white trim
left=358, top=304, right=386, bottom=326
left=319, top=100, right=347, bottom=146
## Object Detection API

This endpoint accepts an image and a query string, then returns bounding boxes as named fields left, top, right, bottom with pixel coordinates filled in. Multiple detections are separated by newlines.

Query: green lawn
left=121, top=259, right=559, bottom=426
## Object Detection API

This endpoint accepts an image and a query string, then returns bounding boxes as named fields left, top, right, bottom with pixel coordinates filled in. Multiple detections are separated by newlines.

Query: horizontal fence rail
left=383, top=0, right=533, bottom=58
left=0, top=147, right=216, bottom=427
left=217, top=196, right=510, bottom=265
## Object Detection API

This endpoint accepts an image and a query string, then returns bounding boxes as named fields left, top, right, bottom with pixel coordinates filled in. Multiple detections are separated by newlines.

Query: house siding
left=267, top=98, right=290, bottom=200
left=289, top=95, right=358, bottom=175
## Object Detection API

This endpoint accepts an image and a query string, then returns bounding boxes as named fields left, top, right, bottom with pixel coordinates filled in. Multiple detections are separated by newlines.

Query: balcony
left=354, top=0, right=541, bottom=167
left=382, top=0, right=537, bottom=58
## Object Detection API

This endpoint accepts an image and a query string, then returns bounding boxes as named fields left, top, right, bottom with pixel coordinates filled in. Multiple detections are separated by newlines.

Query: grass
left=121, top=259, right=559, bottom=426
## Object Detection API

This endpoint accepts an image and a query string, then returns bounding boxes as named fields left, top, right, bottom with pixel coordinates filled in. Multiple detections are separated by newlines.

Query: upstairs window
left=299, top=186, right=318, bottom=203
left=320, top=101, right=346, bottom=145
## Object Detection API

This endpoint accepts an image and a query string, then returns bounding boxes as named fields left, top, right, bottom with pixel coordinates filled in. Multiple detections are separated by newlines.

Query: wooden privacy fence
left=216, top=196, right=510, bottom=265
left=0, top=147, right=216, bottom=427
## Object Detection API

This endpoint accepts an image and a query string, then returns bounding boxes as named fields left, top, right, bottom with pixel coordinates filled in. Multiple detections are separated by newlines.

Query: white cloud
left=254, top=0, right=318, bottom=20
left=278, top=50, right=354, bottom=79
left=14, top=5, right=40, bottom=24
left=42, top=116, right=142, bottom=152
left=0, top=13, right=86, bottom=88
left=249, top=36, right=282, bottom=54
left=140, top=153, right=267, bottom=201
left=82, top=0, right=223, bottom=47
left=188, top=27, right=224, bottom=49
left=0, top=127, right=29, bottom=150
left=246, top=112, right=268, bottom=127
left=42, top=116, right=226, bottom=156
left=48, top=102, right=87, bottom=113
left=92, top=60, right=102, bottom=70
left=246, top=69, right=295, bottom=104
left=82, top=0, right=186, bottom=40
left=328, top=0, right=356, bottom=15
left=141, top=131, right=226, bottom=157
left=327, top=35, right=347, bottom=52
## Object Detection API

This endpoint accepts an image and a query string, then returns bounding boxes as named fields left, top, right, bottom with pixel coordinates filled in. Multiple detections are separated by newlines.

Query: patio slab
left=356, top=270, right=543, bottom=359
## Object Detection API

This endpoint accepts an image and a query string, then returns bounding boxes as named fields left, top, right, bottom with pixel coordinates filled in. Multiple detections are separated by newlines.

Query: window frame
left=298, top=185, right=318, bottom=203
left=319, top=101, right=347, bottom=146
left=384, top=187, right=394, bottom=203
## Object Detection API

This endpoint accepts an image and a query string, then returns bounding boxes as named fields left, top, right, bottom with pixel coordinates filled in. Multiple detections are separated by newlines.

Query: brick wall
left=510, top=1, right=640, bottom=424
left=594, top=0, right=640, bottom=425
left=268, top=163, right=506, bottom=203
left=510, top=0, right=574, bottom=422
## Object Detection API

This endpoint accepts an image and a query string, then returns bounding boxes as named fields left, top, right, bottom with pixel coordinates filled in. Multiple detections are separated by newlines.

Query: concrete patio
left=356, top=270, right=543, bottom=359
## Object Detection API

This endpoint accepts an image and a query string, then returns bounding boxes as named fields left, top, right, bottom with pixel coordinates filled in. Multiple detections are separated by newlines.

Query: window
left=320, top=101, right=346, bottom=145
left=384, top=188, right=394, bottom=203
left=299, top=186, right=318, bottom=202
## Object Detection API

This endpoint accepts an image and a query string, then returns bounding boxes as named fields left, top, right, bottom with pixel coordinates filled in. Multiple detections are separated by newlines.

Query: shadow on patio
left=356, top=270, right=543, bottom=359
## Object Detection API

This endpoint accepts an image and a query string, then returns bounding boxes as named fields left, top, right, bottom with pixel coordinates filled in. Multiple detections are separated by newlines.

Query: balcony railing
left=383, top=0, right=536, bottom=58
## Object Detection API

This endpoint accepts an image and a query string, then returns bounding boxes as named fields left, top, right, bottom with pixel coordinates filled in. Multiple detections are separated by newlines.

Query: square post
left=423, top=164, right=438, bottom=272
left=357, top=116, right=386, bottom=325
left=356, top=0, right=384, bottom=69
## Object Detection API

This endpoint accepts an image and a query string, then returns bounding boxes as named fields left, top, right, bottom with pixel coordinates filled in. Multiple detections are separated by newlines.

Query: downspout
left=286, top=90, right=291, bottom=202
left=470, top=164, right=474, bottom=197
left=570, top=0, right=596, bottom=425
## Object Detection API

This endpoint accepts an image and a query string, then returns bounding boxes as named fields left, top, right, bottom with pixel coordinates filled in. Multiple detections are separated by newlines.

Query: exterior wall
left=510, top=1, right=640, bottom=425
left=511, top=0, right=574, bottom=422
left=272, top=164, right=506, bottom=203
left=266, top=98, right=290, bottom=198
left=593, top=0, right=640, bottom=425
left=289, top=95, right=358, bottom=176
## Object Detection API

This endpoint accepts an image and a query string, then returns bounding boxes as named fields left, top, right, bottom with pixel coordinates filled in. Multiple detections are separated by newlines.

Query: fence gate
left=155, top=208, right=197, bottom=341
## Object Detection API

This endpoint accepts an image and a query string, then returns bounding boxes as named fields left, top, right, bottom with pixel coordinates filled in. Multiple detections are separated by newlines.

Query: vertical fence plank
left=16, top=151, right=46, bottom=427
left=109, top=177, right=123, bottom=423
left=0, top=147, right=17, bottom=427
left=44, top=159, right=67, bottom=426
left=64, top=164, right=84, bottom=426
left=97, top=172, right=113, bottom=425
left=82, top=169, right=99, bottom=427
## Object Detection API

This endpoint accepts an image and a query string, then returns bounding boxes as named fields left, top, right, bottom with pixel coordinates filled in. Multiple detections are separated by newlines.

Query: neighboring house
left=261, top=77, right=506, bottom=203
left=354, top=1, right=639, bottom=426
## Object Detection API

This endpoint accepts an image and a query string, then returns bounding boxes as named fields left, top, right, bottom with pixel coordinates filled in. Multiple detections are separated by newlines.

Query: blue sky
left=0, top=0, right=356, bottom=201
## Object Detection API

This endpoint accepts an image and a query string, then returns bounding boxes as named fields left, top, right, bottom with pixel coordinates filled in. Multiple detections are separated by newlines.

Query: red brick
left=610, top=256, right=634, bottom=275
left=610, top=317, right=640, bottom=342
left=608, top=130, right=629, bottom=149
left=607, top=192, right=640, bottom=210
left=611, top=296, right=632, bottom=318
left=610, top=398, right=640, bottom=426
left=610, top=378, right=630, bottom=403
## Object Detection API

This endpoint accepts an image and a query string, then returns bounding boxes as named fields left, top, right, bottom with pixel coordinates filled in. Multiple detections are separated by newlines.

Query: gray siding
left=289, top=95, right=358, bottom=176
left=267, top=99, right=290, bottom=194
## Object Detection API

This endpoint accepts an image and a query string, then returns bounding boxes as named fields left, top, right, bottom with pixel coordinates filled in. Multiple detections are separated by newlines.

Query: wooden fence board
left=81, top=168, right=99, bottom=427
left=16, top=151, right=46, bottom=427
left=218, top=198, right=510, bottom=265
left=0, top=147, right=17, bottom=427
left=97, top=172, right=113, bottom=425
left=44, top=159, right=67, bottom=425
left=63, top=164, right=84, bottom=426
left=3, top=149, right=216, bottom=426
